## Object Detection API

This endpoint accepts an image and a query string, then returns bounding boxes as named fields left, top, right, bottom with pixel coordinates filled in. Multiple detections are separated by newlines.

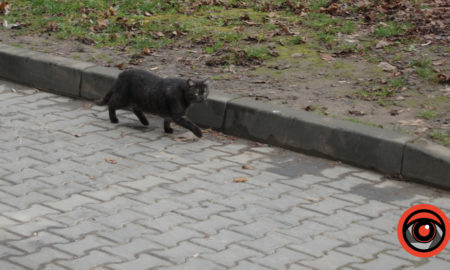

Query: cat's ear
left=202, top=78, right=210, bottom=85
left=187, top=79, right=195, bottom=87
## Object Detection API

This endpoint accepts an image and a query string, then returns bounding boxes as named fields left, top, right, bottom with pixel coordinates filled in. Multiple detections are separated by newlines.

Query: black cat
left=96, top=69, right=209, bottom=138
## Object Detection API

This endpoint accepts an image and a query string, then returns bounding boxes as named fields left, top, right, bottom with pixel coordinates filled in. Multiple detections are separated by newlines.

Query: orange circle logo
left=397, top=204, right=450, bottom=257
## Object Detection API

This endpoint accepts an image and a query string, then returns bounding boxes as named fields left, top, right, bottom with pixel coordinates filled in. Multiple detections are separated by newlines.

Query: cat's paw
left=164, top=127, right=174, bottom=134
left=193, top=129, right=202, bottom=138
left=110, top=118, right=119, bottom=124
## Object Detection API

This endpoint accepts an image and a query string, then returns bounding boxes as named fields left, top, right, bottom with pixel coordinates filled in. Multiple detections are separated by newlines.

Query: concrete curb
left=1, top=43, right=449, bottom=189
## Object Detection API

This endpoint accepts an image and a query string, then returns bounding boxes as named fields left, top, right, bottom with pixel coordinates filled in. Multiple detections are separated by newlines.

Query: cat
left=96, top=69, right=209, bottom=138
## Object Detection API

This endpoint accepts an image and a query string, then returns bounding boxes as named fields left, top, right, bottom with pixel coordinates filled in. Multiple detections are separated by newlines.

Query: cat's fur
left=96, top=69, right=209, bottom=138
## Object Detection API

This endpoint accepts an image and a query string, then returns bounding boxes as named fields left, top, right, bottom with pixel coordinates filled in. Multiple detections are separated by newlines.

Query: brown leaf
left=320, top=54, right=336, bottom=61
left=378, top=61, right=397, bottom=72
left=115, top=62, right=127, bottom=70
left=74, top=134, right=82, bottom=138
left=433, top=59, right=447, bottom=66
left=233, top=177, right=248, bottom=183
left=304, top=105, right=317, bottom=112
left=242, top=165, right=254, bottom=170
left=390, top=109, right=403, bottom=116
left=0, top=1, right=11, bottom=15
left=436, top=73, right=450, bottom=83
left=105, top=157, right=117, bottom=164
left=76, top=37, right=96, bottom=45
left=398, top=119, right=430, bottom=128
left=269, top=50, right=280, bottom=57
left=141, top=47, right=152, bottom=55
left=348, top=109, right=365, bottom=116
left=82, top=103, right=92, bottom=109
left=375, top=39, right=392, bottom=49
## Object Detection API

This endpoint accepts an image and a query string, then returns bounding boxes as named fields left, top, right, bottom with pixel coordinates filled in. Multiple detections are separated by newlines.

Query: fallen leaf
left=115, top=63, right=127, bottom=70
left=378, top=61, right=397, bottom=72
left=398, top=119, right=430, bottom=127
left=0, top=1, right=11, bottom=15
left=320, top=54, right=336, bottom=61
left=74, top=134, right=82, bottom=137
left=105, top=157, right=117, bottom=164
left=82, top=103, right=92, bottom=109
left=375, top=39, right=392, bottom=49
left=269, top=50, right=280, bottom=57
left=304, top=105, right=317, bottom=112
left=233, top=177, right=248, bottom=183
left=440, top=87, right=450, bottom=97
left=348, top=110, right=365, bottom=116
left=433, top=59, right=446, bottom=66
left=150, top=66, right=159, bottom=70
left=291, top=53, right=304, bottom=58
left=390, top=109, right=404, bottom=116
left=242, top=165, right=254, bottom=170
left=436, top=73, right=450, bottom=83
left=76, top=37, right=96, bottom=45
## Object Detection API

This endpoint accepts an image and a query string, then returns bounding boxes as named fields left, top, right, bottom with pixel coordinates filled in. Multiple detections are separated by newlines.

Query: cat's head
left=185, top=78, right=210, bottom=103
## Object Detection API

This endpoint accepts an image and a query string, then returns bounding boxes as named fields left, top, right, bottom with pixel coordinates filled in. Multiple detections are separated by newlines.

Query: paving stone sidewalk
left=0, top=79, right=449, bottom=270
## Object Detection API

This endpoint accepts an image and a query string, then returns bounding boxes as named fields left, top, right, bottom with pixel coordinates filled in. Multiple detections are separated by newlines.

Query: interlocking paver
left=8, top=247, right=72, bottom=270
left=1, top=79, right=449, bottom=269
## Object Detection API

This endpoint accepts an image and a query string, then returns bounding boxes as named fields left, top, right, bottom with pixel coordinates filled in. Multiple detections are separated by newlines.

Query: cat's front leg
left=172, top=115, right=202, bottom=138
left=164, top=119, right=174, bottom=134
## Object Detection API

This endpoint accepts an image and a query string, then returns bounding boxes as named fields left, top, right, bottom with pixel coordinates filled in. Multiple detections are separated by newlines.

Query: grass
left=417, top=110, right=438, bottom=120
left=431, top=131, right=449, bottom=146
left=375, top=22, right=413, bottom=38
left=409, top=58, right=437, bottom=82
left=345, top=117, right=382, bottom=128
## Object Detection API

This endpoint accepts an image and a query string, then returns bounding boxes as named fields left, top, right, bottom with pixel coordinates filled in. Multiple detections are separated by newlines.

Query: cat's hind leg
left=164, top=118, right=173, bottom=134
left=109, top=107, right=119, bottom=123
left=133, top=109, right=149, bottom=126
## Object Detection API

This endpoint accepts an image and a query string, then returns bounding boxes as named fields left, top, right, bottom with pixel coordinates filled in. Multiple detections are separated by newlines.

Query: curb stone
left=0, top=43, right=448, bottom=189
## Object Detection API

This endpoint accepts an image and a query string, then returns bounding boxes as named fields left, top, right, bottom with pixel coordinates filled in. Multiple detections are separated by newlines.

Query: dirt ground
left=1, top=31, right=448, bottom=144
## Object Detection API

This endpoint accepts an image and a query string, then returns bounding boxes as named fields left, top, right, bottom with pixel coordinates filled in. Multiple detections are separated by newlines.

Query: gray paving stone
left=151, top=241, right=215, bottom=264
left=7, top=231, right=69, bottom=253
left=54, top=235, right=115, bottom=256
left=240, top=232, right=298, bottom=255
left=102, top=238, right=164, bottom=260
left=300, top=250, right=362, bottom=269
left=202, top=244, right=264, bottom=267
left=229, top=260, right=272, bottom=270
left=183, top=215, right=244, bottom=235
left=4, top=205, right=60, bottom=222
left=159, top=258, right=226, bottom=270
left=250, top=247, right=313, bottom=270
left=289, top=235, right=345, bottom=258
left=147, top=227, right=204, bottom=248
left=6, top=217, right=65, bottom=237
left=44, top=195, right=99, bottom=212
left=57, top=250, right=122, bottom=270
left=107, top=253, right=171, bottom=270
left=8, top=247, right=72, bottom=269
left=191, top=230, right=253, bottom=251
left=350, top=253, right=414, bottom=270
left=0, top=261, right=28, bottom=270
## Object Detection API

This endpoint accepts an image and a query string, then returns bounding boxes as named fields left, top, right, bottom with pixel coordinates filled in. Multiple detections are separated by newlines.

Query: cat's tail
left=95, top=89, right=113, bottom=106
